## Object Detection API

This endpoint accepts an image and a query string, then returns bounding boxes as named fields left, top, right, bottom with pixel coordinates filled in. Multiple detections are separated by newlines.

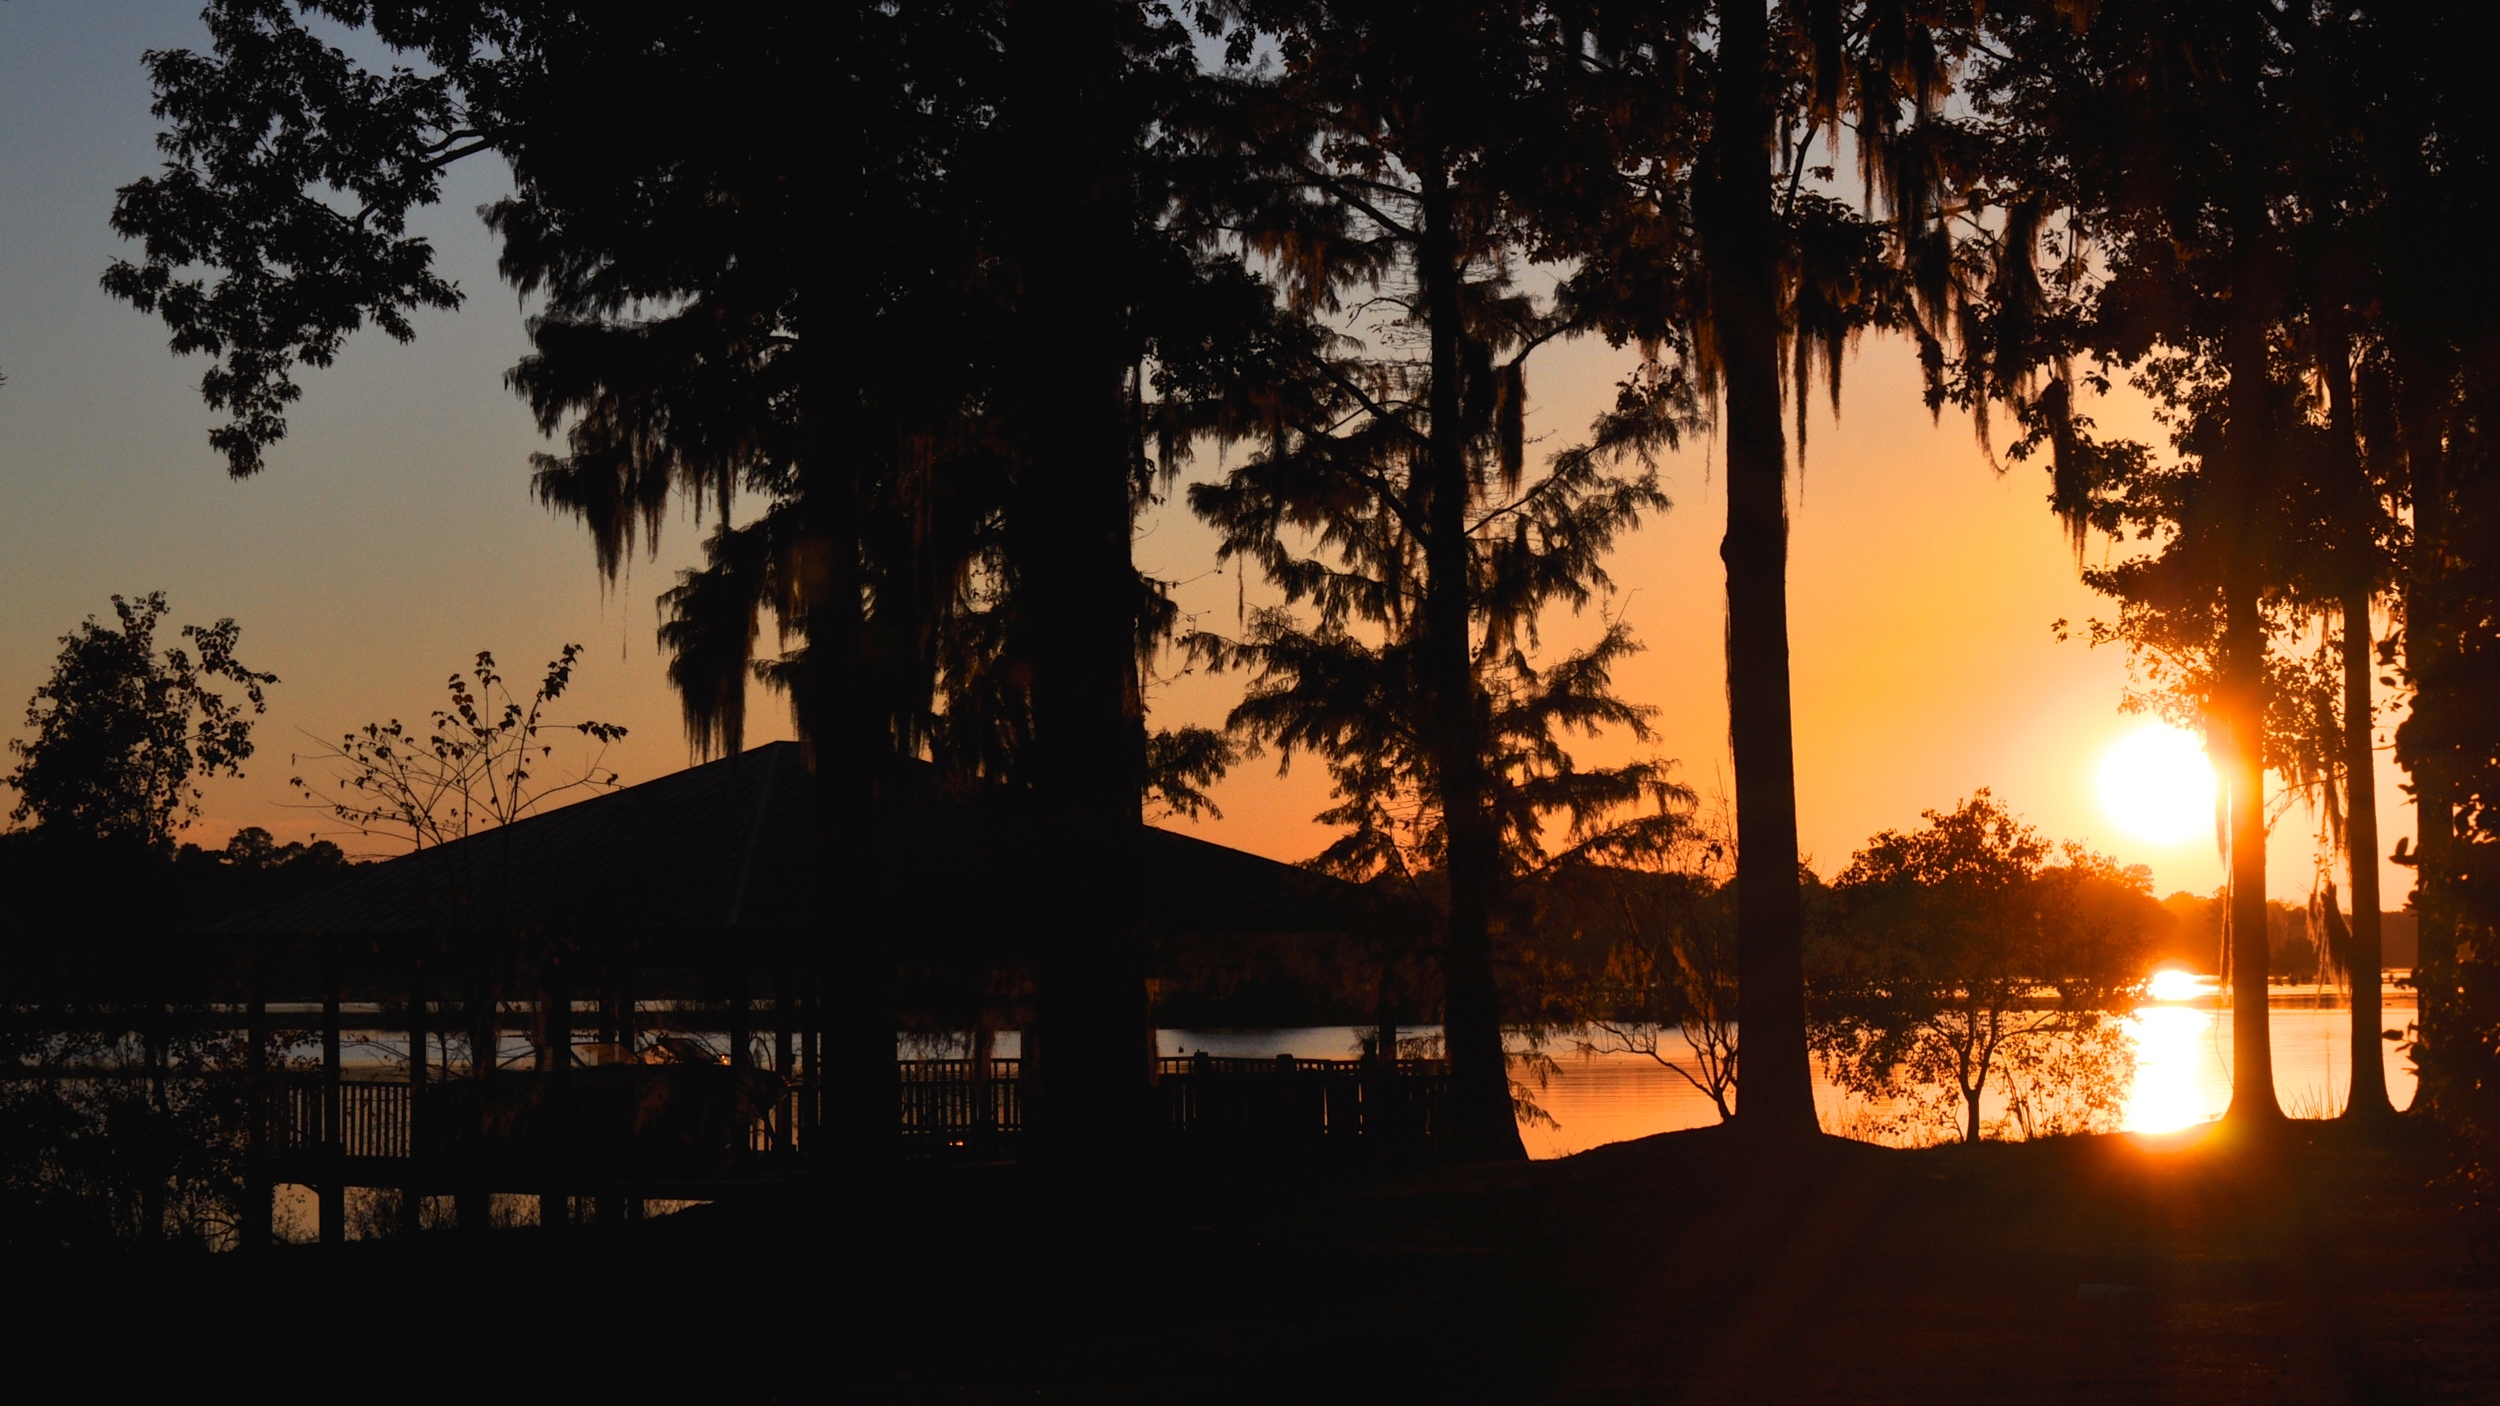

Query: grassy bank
left=833, top=1121, right=2496, bottom=1402
left=6, top=1122, right=2491, bottom=1402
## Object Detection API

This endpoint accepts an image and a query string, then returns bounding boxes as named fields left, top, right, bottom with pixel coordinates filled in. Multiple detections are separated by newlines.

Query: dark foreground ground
left=10, top=1120, right=2496, bottom=1402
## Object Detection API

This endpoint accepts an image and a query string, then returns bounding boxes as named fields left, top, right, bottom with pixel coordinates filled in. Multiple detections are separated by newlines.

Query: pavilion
left=181, top=742, right=1407, bottom=1241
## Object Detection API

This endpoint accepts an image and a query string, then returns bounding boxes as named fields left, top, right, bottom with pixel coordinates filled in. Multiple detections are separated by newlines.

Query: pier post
left=727, top=959, right=753, bottom=1164
left=971, top=1025, right=996, bottom=1158
left=799, top=959, right=822, bottom=1155
left=596, top=955, right=620, bottom=1225
left=458, top=959, right=495, bottom=1235
left=773, top=974, right=794, bottom=1155
left=320, top=942, right=344, bottom=1248
left=142, top=982, right=167, bottom=1242
left=540, top=962, right=570, bottom=1235
left=401, top=953, right=426, bottom=1237
left=243, top=948, right=271, bottom=1252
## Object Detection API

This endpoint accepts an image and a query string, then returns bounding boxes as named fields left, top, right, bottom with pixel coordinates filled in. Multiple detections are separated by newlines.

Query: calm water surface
left=1163, top=975, right=2418, bottom=1158
left=315, top=984, right=2413, bottom=1159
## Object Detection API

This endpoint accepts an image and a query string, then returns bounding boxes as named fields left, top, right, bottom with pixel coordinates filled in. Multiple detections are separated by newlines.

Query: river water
left=310, top=979, right=2414, bottom=1159
left=1159, top=974, right=2418, bottom=1158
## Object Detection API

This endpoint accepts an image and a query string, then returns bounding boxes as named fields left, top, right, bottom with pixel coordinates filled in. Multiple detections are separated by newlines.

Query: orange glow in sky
left=1140, top=335, right=2414, bottom=905
left=0, top=20, right=2421, bottom=904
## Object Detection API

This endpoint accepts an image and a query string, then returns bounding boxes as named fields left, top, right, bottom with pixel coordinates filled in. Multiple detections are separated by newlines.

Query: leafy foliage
left=1527, top=799, right=1747, bottom=1121
left=288, top=646, right=624, bottom=853
left=0, top=820, right=343, bottom=1249
left=1170, top=0, right=1708, bottom=1152
left=1144, top=724, right=1240, bottom=823
left=5, top=592, right=274, bottom=850
left=101, top=2, right=473, bottom=476
left=0, top=1023, right=292, bottom=1251
left=1179, top=0, right=1689, bottom=887
left=104, top=1, right=2500, bottom=1158
left=1814, top=793, right=2154, bottom=1143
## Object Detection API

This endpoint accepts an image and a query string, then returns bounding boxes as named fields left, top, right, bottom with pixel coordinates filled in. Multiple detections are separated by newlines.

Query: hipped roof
left=215, top=741, right=1370, bottom=942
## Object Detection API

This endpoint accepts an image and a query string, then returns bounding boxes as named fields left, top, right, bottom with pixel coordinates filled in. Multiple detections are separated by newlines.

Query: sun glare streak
left=2098, top=723, right=2217, bottom=844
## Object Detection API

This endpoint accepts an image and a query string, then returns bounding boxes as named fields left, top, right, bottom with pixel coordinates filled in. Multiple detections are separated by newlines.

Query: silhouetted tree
left=1817, top=793, right=2154, bottom=1144
left=288, top=644, right=622, bottom=1088
left=2337, top=3, right=2500, bottom=1115
left=1957, top=1, right=2322, bottom=1125
left=2264, top=2, right=2409, bottom=1119
left=287, top=646, right=624, bottom=854
left=103, top=2, right=1248, bottom=1153
left=1967, top=2, right=2500, bottom=1137
left=1183, top=0, right=1685, bottom=1156
left=100, top=3, right=952, bottom=1162
left=6, top=592, right=273, bottom=852
left=1561, top=2, right=1981, bottom=1135
left=1537, top=799, right=1743, bottom=1121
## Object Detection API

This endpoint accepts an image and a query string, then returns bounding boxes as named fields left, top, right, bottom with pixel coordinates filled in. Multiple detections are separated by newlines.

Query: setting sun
left=2097, top=722, right=2217, bottom=844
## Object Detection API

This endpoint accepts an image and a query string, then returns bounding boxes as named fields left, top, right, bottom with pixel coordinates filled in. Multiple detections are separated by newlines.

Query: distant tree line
left=97, top=2, right=2500, bottom=1166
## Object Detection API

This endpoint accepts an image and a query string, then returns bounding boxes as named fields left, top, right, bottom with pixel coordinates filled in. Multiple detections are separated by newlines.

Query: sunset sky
left=1, top=2, right=2415, bottom=906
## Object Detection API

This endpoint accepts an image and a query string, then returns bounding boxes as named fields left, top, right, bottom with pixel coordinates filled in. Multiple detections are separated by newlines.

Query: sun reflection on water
left=1193, top=997, right=2413, bottom=1158
left=2146, top=968, right=2212, bottom=1003
left=2122, top=1004, right=2219, bottom=1133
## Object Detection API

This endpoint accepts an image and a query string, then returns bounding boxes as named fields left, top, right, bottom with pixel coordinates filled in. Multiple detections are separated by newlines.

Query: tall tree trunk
left=2340, top=586, right=2394, bottom=1118
left=1016, top=404, right=1151, bottom=1165
left=458, top=945, right=493, bottom=1233
left=1008, top=0, right=1152, bottom=1162
left=2317, top=318, right=2393, bottom=1121
left=2393, top=346, right=2456, bottom=1066
left=2219, top=575, right=2279, bottom=1124
left=2217, top=159, right=2280, bottom=1126
left=2370, top=7, right=2460, bottom=1079
left=803, top=299, right=899, bottom=1169
left=801, top=697, right=895, bottom=1175
left=1417, top=162, right=1527, bottom=1162
left=819, top=0, right=916, bottom=1174
left=1704, top=0, right=1815, bottom=1135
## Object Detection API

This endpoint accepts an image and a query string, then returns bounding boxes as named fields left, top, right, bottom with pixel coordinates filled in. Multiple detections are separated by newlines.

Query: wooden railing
left=262, top=1054, right=1455, bottom=1170
left=894, top=1054, right=1450, bottom=1156
left=898, top=1058, right=1024, bottom=1156
left=270, top=1066, right=792, bottom=1178
left=1155, top=1054, right=1449, bottom=1145
left=277, top=1080, right=411, bottom=1159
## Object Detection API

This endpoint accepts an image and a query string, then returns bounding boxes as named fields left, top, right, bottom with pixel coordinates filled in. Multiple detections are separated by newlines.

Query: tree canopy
left=1818, top=793, right=2157, bottom=1143
left=5, top=592, right=273, bottom=852
left=96, top=0, right=2500, bottom=1156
